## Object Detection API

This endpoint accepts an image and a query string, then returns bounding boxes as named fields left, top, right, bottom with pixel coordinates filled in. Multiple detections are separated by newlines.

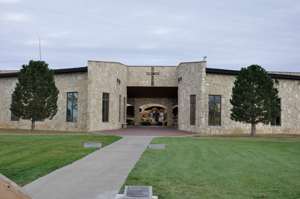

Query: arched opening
left=126, top=104, right=135, bottom=126
left=139, top=104, right=167, bottom=126
left=172, top=105, right=178, bottom=127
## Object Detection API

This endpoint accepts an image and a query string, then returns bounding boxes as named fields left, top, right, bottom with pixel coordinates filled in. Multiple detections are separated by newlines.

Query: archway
left=139, top=104, right=167, bottom=126
left=172, top=105, right=178, bottom=127
left=126, top=104, right=135, bottom=126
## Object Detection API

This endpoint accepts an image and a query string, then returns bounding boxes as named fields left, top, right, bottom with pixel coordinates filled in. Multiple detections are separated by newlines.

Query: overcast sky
left=0, top=0, right=299, bottom=71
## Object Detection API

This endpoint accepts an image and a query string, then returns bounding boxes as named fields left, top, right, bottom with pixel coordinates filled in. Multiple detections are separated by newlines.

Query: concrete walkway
left=24, top=136, right=153, bottom=199
left=101, top=126, right=195, bottom=136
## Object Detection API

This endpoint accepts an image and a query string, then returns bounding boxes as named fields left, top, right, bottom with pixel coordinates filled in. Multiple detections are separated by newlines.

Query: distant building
left=0, top=60, right=299, bottom=134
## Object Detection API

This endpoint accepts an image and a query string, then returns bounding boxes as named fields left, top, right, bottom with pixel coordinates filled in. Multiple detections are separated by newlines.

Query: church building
left=0, top=60, right=299, bottom=134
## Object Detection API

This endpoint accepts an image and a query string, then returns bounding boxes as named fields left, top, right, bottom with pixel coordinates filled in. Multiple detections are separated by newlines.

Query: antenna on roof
left=38, top=36, right=42, bottom=61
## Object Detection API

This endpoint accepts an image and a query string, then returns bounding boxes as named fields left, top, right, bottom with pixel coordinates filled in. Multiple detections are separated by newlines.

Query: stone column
left=177, top=61, right=207, bottom=133
left=87, top=61, right=127, bottom=132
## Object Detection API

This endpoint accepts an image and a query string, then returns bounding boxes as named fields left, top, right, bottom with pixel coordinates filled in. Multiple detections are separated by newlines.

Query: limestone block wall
left=177, top=61, right=207, bottom=133
left=0, top=73, right=88, bottom=131
left=279, top=79, right=300, bottom=132
left=204, top=74, right=300, bottom=135
left=129, top=97, right=177, bottom=126
left=152, top=66, right=177, bottom=87
left=127, top=66, right=177, bottom=87
left=87, top=61, right=127, bottom=132
left=127, top=67, right=151, bottom=86
left=1, top=59, right=298, bottom=134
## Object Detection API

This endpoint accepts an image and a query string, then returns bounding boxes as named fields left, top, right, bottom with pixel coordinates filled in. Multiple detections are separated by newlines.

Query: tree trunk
left=251, top=123, right=256, bottom=137
left=31, top=119, right=35, bottom=131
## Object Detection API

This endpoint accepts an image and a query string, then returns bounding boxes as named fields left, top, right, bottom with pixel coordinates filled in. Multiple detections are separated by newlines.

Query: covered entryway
left=139, top=104, right=167, bottom=126
left=172, top=105, right=178, bottom=127
left=127, top=86, right=178, bottom=127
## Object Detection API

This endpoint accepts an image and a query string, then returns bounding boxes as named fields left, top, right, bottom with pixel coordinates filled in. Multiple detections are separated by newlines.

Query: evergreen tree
left=230, top=65, right=281, bottom=136
left=10, top=60, right=59, bottom=130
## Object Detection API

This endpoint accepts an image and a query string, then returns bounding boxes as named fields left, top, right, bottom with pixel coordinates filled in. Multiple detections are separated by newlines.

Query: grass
left=0, top=134, right=121, bottom=186
left=124, top=137, right=300, bottom=199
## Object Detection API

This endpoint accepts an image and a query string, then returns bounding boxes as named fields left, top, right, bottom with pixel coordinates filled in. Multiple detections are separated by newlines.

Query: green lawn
left=0, top=134, right=120, bottom=186
left=124, top=137, right=300, bottom=199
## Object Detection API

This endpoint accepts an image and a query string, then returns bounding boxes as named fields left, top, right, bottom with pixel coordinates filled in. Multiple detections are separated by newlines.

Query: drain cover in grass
left=83, top=142, right=102, bottom=149
left=148, top=144, right=166, bottom=150
left=124, top=186, right=152, bottom=199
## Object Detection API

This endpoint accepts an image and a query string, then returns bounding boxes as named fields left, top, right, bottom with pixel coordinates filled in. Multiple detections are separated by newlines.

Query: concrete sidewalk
left=24, top=136, right=153, bottom=199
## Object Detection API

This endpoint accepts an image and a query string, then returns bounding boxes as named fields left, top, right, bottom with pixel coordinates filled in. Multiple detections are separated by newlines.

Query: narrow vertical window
left=11, top=112, right=19, bottom=121
left=123, top=97, right=126, bottom=122
left=66, top=92, right=78, bottom=122
left=119, top=95, right=122, bottom=122
left=11, top=96, right=19, bottom=121
left=190, top=95, right=196, bottom=125
left=209, top=95, right=221, bottom=126
left=271, top=99, right=281, bottom=126
left=102, top=93, right=109, bottom=122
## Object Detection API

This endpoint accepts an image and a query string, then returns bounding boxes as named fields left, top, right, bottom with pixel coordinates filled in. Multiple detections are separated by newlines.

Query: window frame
left=208, top=95, right=222, bottom=126
left=102, top=92, right=110, bottom=122
left=119, top=95, right=122, bottom=122
left=190, top=95, right=196, bottom=125
left=123, top=97, right=126, bottom=123
left=11, top=112, right=19, bottom=121
left=271, top=99, right=281, bottom=126
left=66, top=92, right=78, bottom=122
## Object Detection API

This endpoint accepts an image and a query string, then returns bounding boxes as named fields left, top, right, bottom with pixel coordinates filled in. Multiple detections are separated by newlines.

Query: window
left=102, top=93, right=109, bottom=122
left=190, top=95, right=196, bottom=125
left=11, top=112, right=19, bottom=121
left=119, top=95, right=122, bottom=122
left=178, top=77, right=182, bottom=83
left=66, top=92, right=78, bottom=122
left=209, top=95, right=221, bottom=126
left=11, top=96, right=19, bottom=121
left=123, top=97, right=126, bottom=122
left=117, top=78, right=121, bottom=85
left=271, top=99, right=281, bottom=126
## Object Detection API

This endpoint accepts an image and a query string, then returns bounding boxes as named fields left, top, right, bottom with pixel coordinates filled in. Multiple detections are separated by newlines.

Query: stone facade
left=0, top=60, right=299, bottom=134
left=127, top=66, right=177, bottom=87
left=0, top=73, right=88, bottom=131
left=177, top=62, right=300, bottom=135
left=204, top=74, right=300, bottom=135
left=177, top=61, right=207, bottom=132
left=87, top=61, right=127, bottom=131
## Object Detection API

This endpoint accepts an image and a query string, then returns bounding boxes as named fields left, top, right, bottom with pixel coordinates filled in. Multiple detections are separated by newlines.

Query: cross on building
left=146, top=66, right=160, bottom=86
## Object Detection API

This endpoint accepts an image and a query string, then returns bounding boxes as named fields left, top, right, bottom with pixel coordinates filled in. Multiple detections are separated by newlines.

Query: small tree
left=10, top=60, right=59, bottom=130
left=230, top=65, right=281, bottom=136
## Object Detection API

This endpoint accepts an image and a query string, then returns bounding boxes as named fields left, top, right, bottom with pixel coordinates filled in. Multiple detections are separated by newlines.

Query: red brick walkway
left=100, top=126, right=194, bottom=136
